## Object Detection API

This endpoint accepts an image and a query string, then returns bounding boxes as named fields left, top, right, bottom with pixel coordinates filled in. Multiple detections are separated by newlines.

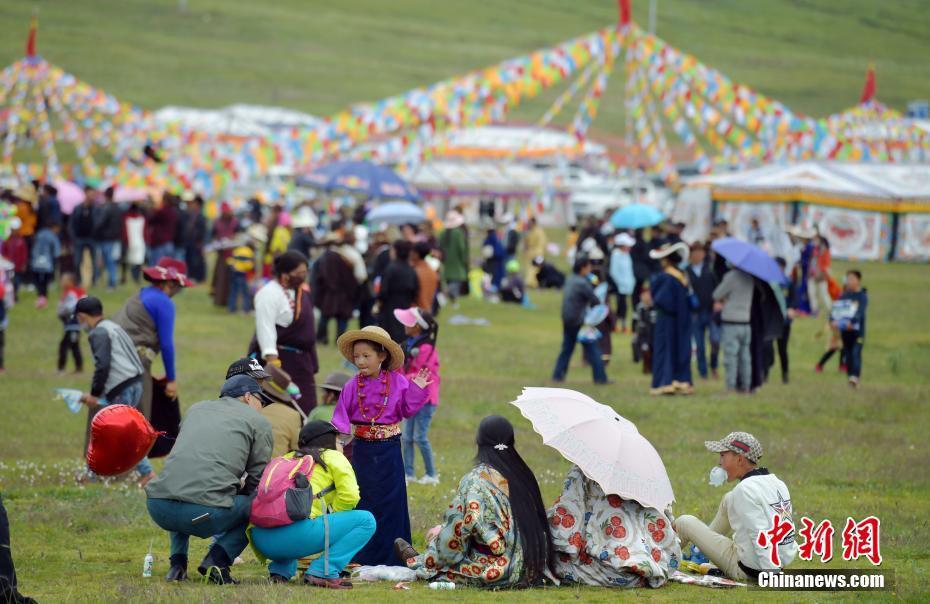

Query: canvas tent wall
left=673, top=162, right=930, bottom=261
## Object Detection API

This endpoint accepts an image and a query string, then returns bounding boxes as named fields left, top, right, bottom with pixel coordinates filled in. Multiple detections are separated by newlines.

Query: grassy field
left=1, top=0, right=929, bottom=139
left=0, top=254, right=928, bottom=602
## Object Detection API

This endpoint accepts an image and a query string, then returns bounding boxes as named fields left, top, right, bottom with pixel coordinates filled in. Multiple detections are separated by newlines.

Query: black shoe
left=782, top=372, right=789, bottom=384
left=198, top=565, right=239, bottom=585
left=393, top=537, right=419, bottom=564
left=165, top=564, right=188, bottom=582
left=269, top=573, right=290, bottom=584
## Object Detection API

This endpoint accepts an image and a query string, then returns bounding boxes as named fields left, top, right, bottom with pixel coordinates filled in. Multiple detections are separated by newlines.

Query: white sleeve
left=254, top=287, right=280, bottom=358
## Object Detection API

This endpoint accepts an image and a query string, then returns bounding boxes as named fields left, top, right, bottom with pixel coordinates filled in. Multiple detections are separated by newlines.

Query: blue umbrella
left=711, top=237, right=787, bottom=284
left=296, top=160, right=419, bottom=201
left=609, top=203, right=665, bottom=229
left=366, top=201, right=426, bottom=225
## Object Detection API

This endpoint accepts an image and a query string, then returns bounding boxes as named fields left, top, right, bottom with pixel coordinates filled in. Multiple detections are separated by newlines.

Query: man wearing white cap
left=674, top=431, right=797, bottom=581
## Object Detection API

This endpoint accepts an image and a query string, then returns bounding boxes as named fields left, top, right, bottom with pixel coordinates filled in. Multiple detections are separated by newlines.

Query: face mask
left=709, top=466, right=727, bottom=487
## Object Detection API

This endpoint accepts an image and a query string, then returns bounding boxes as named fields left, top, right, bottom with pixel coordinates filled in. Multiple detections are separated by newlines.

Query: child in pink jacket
left=394, top=307, right=441, bottom=485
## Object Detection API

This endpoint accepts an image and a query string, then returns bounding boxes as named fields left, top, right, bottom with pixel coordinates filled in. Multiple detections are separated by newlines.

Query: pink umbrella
left=113, top=186, right=149, bottom=203
left=510, top=387, right=675, bottom=511
left=53, top=180, right=86, bottom=215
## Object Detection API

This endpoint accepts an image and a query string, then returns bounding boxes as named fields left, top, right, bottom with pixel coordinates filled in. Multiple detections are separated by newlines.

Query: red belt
left=353, top=423, right=402, bottom=441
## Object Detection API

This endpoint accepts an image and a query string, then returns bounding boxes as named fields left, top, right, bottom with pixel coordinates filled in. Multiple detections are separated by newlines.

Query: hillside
left=1, top=0, right=928, bottom=138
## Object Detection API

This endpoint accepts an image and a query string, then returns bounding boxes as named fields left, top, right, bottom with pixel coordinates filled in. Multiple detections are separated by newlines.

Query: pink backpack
left=250, top=455, right=322, bottom=528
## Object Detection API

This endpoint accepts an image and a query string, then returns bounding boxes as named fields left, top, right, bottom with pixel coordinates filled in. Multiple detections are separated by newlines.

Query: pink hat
left=278, top=211, right=292, bottom=228
left=393, top=307, right=428, bottom=329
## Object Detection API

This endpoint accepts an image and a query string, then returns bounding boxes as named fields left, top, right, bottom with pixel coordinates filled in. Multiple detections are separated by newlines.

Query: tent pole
left=888, top=212, right=900, bottom=262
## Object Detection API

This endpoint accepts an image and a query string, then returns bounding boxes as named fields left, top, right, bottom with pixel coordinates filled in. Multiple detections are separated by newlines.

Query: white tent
left=674, top=162, right=930, bottom=261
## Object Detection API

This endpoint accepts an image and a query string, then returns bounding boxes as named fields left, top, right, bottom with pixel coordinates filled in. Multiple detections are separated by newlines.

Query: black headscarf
left=474, top=416, right=554, bottom=586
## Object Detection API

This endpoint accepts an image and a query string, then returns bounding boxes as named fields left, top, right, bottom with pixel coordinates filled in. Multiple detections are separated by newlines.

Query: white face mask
left=709, top=465, right=728, bottom=487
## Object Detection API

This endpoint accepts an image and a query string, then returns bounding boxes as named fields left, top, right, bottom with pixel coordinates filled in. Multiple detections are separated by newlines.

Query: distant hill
left=1, top=0, right=928, bottom=138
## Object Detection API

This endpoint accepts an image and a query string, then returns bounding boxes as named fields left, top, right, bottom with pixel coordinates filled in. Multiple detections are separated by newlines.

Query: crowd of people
left=555, top=214, right=868, bottom=393
left=0, top=180, right=871, bottom=598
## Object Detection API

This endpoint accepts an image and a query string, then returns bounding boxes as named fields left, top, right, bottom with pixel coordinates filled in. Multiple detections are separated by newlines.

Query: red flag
left=25, top=15, right=37, bottom=57
left=859, top=64, right=876, bottom=104
left=618, top=0, right=632, bottom=25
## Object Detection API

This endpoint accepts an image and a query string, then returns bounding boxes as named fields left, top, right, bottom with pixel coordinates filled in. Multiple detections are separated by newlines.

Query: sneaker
left=404, top=475, right=416, bottom=485
left=419, top=475, right=440, bottom=485
left=711, top=368, right=719, bottom=380
left=198, top=565, right=238, bottom=585
left=848, top=376, right=860, bottom=389
left=269, top=574, right=290, bottom=584
left=839, top=364, right=848, bottom=373
left=814, top=364, right=823, bottom=373
left=35, top=296, right=47, bottom=309
left=304, top=575, right=353, bottom=589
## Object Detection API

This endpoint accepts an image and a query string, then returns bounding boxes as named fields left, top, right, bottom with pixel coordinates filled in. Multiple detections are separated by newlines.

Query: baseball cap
left=220, top=375, right=263, bottom=399
left=226, top=357, right=271, bottom=380
left=704, top=431, right=763, bottom=464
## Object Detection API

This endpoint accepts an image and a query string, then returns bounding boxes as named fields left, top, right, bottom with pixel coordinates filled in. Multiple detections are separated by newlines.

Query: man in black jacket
left=70, top=187, right=98, bottom=286
left=94, top=187, right=124, bottom=290
left=686, top=242, right=719, bottom=379
left=551, top=258, right=610, bottom=384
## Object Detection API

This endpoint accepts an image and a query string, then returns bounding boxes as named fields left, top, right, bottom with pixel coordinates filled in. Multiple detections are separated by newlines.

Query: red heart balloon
left=86, top=405, right=158, bottom=476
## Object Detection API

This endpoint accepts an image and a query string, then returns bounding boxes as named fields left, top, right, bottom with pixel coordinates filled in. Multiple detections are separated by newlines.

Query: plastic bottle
left=142, top=541, right=153, bottom=578
left=428, top=581, right=456, bottom=590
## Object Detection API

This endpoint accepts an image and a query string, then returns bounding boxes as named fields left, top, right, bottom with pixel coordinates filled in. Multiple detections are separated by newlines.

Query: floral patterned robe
left=548, top=465, right=681, bottom=588
left=407, top=463, right=524, bottom=587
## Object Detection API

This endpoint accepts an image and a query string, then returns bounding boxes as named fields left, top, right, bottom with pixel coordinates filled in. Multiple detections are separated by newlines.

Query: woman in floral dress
left=548, top=465, right=681, bottom=587
left=398, top=416, right=555, bottom=587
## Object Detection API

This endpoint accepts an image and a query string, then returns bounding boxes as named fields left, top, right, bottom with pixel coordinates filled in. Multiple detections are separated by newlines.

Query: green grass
left=0, top=252, right=928, bottom=601
left=2, top=0, right=929, bottom=140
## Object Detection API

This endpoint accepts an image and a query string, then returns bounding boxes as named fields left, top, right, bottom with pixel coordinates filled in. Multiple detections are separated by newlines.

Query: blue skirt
left=351, top=436, right=411, bottom=565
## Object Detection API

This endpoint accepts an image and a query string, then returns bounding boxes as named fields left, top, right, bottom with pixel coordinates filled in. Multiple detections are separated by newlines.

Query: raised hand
left=411, top=367, right=433, bottom=389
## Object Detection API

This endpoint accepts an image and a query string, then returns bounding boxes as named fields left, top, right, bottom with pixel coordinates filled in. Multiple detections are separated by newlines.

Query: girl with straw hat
left=331, top=326, right=432, bottom=566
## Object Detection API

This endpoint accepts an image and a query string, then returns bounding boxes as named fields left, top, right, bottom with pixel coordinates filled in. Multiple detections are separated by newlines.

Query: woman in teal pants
left=250, top=421, right=376, bottom=589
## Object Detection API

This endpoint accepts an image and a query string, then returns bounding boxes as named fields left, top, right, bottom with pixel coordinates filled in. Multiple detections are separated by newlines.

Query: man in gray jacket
left=74, top=297, right=153, bottom=484
left=713, top=268, right=755, bottom=392
left=145, top=375, right=273, bottom=584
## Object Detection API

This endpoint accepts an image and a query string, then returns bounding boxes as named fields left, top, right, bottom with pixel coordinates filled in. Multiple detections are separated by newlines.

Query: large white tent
left=673, top=162, right=930, bottom=261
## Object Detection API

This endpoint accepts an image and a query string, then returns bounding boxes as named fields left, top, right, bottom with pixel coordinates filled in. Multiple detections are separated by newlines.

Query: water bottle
left=142, top=541, right=153, bottom=578
left=428, top=581, right=456, bottom=590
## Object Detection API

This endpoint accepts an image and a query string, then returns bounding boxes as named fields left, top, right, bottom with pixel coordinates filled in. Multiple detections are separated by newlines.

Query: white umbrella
left=510, top=387, right=675, bottom=511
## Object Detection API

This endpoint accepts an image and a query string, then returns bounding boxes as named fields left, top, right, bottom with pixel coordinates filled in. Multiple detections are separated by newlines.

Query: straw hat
left=336, top=326, right=404, bottom=371
left=13, top=184, right=37, bottom=205
left=786, top=224, right=816, bottom=239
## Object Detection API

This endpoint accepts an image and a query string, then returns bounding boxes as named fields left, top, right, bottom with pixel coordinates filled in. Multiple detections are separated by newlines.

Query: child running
left=56, top=272, right=85, bottom=374
left=332, top=326, right=431, bottom=566
left=394, top=307, right=441, bottom=485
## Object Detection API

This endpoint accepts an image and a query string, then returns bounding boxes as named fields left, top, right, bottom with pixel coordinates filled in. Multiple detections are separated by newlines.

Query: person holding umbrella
left=710, top=237, right=787, bottom=393
left=713, top=266, right=755, bottom=393
left=648, top=242, right=693, bottom=395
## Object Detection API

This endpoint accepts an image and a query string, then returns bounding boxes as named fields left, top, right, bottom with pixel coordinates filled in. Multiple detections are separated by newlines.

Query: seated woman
left=548, top=465, right=681, bottom=588
left=249, top=421, right=376, bottom=589
left=394, top=416, right=554, bottom=588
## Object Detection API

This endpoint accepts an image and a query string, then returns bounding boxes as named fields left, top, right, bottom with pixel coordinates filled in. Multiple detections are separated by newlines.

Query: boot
left=197, top=545, right=238, bottom=585
left=165, top=554, right=188, bottom=582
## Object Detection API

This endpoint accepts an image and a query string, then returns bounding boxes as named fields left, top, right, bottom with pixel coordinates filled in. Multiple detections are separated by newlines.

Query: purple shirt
left=332, top=370, right=428, bottom=433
